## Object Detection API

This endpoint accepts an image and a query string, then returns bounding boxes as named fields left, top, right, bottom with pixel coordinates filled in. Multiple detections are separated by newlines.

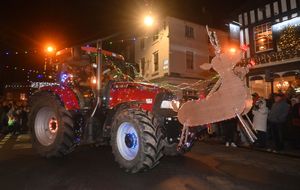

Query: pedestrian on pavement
left=290, top=96, right=300, bottom=148
left=1, top=101, right=10, bottom=135
left=268, top=93, right=290, bottom=152
left=0, top=100, right=4, bottom=131
left=20, top=106, right=29, bottom=132
left=248, top=92, right=260, bottom=121
left=252, top=98, right=268, bottom=148
left=223, top=118, right=238, bottom=147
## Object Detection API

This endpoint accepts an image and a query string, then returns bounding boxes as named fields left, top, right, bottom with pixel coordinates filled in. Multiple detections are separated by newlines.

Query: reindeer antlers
left=206, top=26, right=221, bottom=56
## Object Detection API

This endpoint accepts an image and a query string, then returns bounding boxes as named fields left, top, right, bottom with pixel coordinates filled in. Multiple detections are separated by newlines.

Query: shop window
left=254, top=23, right=273, bottom=52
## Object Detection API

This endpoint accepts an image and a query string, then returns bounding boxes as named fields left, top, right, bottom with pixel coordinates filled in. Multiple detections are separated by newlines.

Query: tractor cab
left=53, top=46, right=135, bottom=109
left=54, top=46, right=134, bottom=88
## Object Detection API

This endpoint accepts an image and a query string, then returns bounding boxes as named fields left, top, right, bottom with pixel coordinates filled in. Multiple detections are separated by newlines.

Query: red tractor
left=28, top=46, right=194, bottom=173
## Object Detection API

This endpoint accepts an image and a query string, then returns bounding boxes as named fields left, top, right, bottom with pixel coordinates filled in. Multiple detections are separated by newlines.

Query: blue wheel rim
left=117, top=122, right=139, bottom=160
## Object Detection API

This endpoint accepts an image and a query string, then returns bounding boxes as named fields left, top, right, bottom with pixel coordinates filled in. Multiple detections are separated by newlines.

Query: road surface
left=0, top=133, right=299, bottom=190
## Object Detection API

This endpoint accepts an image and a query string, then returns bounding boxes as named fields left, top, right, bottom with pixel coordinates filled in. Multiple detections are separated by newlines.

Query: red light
left=241, top=44, right=249, bottom=52
left=229, top=48, right=237, bottom=54
left=250, top=59, right=256, bottom=66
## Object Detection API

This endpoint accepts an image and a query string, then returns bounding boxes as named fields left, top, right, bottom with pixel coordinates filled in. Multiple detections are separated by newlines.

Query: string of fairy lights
left=2, top=30, right=219, bottom=96
left=1, top=44, right=222, bottom=98
left=103, top=55, right=219, bottom=94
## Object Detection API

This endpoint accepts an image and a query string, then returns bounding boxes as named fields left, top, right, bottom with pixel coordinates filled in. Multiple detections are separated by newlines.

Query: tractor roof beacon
left=28, top=46, right=191, bottom=173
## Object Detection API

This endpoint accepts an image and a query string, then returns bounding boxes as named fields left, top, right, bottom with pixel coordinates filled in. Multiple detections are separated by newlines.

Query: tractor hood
left=108, top=81, right=172, bottom=111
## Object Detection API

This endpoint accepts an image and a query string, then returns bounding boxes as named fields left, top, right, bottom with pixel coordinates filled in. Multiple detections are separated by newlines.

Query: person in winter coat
left=268, top=93, right=290, bottom=151
left=252, top=98, right=269, bottom=148
left=290, top=96, right=300, bottom=148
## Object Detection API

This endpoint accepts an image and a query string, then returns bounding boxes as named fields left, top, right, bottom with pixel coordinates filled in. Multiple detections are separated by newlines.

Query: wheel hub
left=34, top=107, right=59, bottom=146
left=125, top=133, right=137, bottom=149
left=116, top=122, right=140, bottom=160
left=48, top=117, right=58, bottom=133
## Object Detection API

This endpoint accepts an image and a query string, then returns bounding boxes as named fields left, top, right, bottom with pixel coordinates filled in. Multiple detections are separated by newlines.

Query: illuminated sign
left=31, top=82, right=57, bottom=88
left=272, top=17, right=300, bottom=32
left=229, top=23, right=241, bottom=41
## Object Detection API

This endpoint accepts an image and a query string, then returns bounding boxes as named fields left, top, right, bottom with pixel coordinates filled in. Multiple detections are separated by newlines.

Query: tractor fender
left=36, top=85, right=80, bottom=111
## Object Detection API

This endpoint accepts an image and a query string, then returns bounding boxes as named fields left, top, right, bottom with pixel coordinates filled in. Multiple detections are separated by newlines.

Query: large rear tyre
left=111, top=108, right=163, bottom=173
left=28, top=93, right=76, bottom=157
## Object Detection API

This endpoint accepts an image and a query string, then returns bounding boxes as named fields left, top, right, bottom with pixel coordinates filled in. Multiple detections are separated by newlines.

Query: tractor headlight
left=160, top=100, right=180, bottom=110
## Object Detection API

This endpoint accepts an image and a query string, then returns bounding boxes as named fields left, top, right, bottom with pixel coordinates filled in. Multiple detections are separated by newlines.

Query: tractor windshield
left=54, top=47, right=136, bottom=88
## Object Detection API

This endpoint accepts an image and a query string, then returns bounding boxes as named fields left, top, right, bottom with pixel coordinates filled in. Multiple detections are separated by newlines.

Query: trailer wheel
left=111, top=108, right=163, bottom=173
left=28, top=93, right=76, bottom=157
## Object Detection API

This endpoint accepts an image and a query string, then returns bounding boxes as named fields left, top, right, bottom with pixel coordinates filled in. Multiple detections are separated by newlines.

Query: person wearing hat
left=268, top=93, right=290, bottom=151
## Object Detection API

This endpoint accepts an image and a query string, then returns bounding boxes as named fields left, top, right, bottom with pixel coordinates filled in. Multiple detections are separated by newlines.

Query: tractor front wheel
left=111, top=108, right=163, bottom=173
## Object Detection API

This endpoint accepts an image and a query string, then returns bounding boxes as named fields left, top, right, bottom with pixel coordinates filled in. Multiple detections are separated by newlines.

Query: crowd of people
left=0, top=100, right=29, bottom=136
left=220, top=91, right=300, bottom=152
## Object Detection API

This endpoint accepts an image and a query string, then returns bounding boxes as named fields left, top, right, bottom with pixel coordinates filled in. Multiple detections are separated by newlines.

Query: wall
left=168, top=17, right=209, bottom=79
left=134, top=21, right=170, bottom=81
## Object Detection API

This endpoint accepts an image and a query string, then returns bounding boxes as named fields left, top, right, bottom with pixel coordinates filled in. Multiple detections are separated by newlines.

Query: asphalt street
left=0, top=133, right=300, bottom=190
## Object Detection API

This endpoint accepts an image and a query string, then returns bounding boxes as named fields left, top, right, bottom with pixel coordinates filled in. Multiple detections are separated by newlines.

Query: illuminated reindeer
left=175, top=27, right=255, bottom=147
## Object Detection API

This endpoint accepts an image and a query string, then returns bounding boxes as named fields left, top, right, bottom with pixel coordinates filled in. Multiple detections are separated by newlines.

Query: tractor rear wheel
left=111, top=108, right=163, bottom=173
left=28, top=93, right=76, bottom=157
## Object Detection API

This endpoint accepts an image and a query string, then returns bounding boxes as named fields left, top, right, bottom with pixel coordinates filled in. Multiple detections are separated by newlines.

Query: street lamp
left=47, top=46, right=55, bottom=53
left=44, top=45, right=56, bottom=72
left=144, top=15, right=154, bottom=27
left=229, top=47, right=237, bottom=54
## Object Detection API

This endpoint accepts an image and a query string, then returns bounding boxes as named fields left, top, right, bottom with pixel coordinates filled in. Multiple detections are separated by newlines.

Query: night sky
left=0, top=0, right=268, bottom=93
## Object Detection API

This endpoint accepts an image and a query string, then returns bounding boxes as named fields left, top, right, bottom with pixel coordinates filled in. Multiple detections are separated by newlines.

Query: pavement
left=0, top=133, right=300, bottom=190
left=203, top=137, right=300, bottom=158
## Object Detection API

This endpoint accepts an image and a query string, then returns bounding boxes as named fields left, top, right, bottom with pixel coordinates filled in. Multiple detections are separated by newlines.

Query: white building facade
left=135, top=17, right=229, bottom=94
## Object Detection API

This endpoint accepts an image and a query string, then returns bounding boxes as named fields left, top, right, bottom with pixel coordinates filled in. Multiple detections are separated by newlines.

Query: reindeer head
left=201, top=26, right=243, bottom=76
left=200, top=50, right=242, bottom=75
left=211, top=51, right=242, bottom=73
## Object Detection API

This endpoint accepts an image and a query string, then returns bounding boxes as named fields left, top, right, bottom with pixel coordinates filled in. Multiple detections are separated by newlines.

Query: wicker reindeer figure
left=176, top=27, right=252, bottom=127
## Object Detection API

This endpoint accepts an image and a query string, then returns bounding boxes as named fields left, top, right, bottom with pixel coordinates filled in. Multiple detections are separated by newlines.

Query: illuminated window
left=186, top=51, right=194, bottom=70
left=254, top=23, right=273, bottom=52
